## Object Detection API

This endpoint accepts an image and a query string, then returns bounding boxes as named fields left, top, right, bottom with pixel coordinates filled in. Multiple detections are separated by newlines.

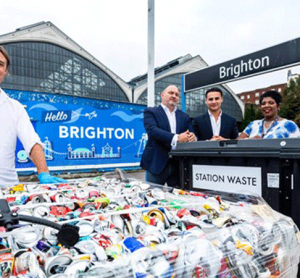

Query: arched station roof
left=0, top=21, right=132, bottom=102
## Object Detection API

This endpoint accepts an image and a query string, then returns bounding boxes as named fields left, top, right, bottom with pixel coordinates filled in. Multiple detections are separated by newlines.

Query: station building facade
left=131, top=55, right=243, bottom=120
left=0, top=21, right=243, bottom=121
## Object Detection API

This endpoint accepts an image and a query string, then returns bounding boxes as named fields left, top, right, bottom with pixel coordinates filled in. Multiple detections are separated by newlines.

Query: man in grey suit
left=193, top=87, right=238, bottom=141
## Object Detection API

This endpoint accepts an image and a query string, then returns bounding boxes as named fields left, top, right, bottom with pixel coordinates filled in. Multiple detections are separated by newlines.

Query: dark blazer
left=140, top=105, right=193, bottom=175
left=193, top=111, right=238, bottom=141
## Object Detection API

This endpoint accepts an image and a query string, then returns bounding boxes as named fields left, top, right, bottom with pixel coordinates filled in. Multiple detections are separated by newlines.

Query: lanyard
left=261, top=116, right=279, bottom=138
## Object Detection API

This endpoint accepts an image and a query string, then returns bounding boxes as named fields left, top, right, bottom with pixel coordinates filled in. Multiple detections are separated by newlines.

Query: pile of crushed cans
left=0, top=169, right=299, bottom=278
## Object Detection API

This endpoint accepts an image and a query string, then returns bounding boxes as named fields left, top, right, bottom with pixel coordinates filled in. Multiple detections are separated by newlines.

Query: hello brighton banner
left=184, top=37, right=300, bottom=91
left=6, top=89, right=147, bottom=173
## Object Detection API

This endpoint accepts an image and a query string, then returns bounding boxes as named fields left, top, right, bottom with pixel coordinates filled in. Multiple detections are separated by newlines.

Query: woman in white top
left=237, top=90, right=300, bottom=139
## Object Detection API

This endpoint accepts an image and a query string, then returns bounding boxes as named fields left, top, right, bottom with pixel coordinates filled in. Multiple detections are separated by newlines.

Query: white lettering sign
left=192, top=165, right=262, bottom=196
left=44, top=111, right=69, bottom=122
left=59, top=126, right=134, bottom=140
left=219, top=56, right=270, bottom=79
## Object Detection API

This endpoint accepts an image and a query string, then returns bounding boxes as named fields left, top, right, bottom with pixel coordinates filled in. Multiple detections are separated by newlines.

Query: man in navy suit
left=193, top=87, right=238, bottom=141
left=140, top=85, right=196, bottom=187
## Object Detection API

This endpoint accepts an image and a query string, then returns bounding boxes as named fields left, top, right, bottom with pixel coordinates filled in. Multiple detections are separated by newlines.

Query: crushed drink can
left=0, top=248, right=13, bottom=277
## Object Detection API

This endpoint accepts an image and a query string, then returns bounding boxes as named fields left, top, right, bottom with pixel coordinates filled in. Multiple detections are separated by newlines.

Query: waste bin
left=170, top=138, right=300, bottom=229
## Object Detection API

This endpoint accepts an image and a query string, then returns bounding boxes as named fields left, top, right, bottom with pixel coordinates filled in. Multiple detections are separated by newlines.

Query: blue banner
left=6, top=90, right=147, bottom=173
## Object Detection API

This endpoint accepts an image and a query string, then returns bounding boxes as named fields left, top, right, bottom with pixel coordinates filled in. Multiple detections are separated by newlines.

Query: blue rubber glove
left=38, top=172, right=67, bottom=184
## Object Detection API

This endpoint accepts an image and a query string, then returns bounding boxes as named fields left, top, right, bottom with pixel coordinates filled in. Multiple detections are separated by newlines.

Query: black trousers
left=145, top=160, right=180, bottom=188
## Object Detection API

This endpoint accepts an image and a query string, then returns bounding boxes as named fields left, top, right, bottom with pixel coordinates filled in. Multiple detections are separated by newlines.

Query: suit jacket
left=193, top=111, right=238, bottom=141
left=140, top=105, right=193, bottom=175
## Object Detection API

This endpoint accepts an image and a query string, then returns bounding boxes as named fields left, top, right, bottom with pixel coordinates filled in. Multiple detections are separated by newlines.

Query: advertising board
left=6, top=89, right=146, bottom=173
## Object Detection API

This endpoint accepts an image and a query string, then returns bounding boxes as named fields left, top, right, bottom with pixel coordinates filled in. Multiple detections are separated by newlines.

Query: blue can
left=123, top=237, right=144, bottom=253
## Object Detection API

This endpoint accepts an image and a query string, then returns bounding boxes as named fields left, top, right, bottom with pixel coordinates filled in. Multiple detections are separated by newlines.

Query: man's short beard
left=167, top=101, right=177, bottom=109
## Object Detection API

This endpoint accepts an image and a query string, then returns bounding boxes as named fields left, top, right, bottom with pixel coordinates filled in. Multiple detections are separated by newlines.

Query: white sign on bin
left=192, top=165, right=262, bottom=196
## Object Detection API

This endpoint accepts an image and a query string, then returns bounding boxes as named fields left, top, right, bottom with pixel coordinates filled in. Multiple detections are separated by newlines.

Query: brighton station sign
left=184, top=37, right=300, bottom=91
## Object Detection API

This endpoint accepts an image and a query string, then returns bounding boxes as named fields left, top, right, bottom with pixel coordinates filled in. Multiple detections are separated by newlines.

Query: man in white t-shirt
left=0, top=45, right=65, bottom=186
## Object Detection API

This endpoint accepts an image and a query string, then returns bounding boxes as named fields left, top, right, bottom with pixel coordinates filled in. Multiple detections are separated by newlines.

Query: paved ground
left=123, top=169, right=146, bottom=181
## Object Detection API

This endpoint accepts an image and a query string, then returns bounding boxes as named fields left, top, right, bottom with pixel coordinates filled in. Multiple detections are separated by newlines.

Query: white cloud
left=1, top=0, right=300, bottom=92
left=234, top=21, right=254, bottom=40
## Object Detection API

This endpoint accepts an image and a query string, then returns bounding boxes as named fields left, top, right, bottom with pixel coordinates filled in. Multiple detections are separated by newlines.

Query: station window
left=1, top=42, right=129, bottom=102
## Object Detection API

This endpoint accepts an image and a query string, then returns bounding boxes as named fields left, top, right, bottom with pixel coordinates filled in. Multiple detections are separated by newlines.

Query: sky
left=1, top=0, right=300, bottom=94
